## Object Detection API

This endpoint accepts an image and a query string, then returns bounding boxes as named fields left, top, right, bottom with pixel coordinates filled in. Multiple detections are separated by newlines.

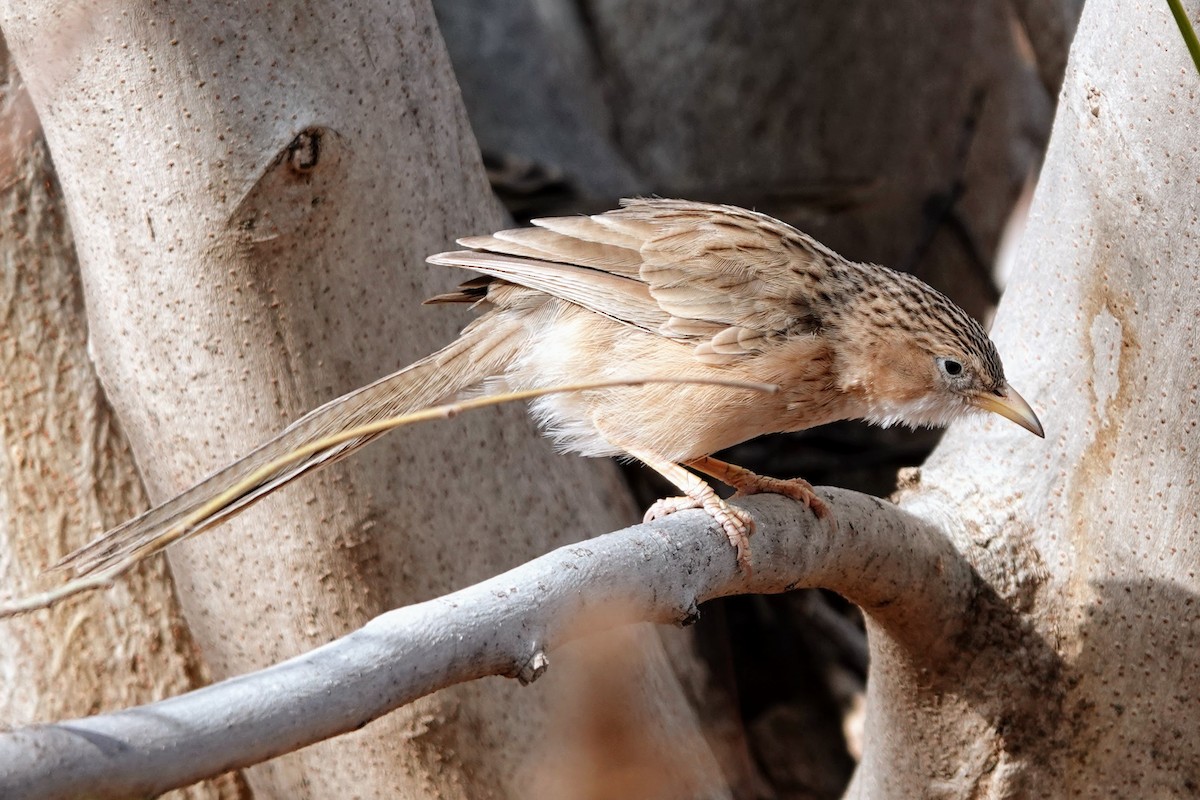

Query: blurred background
left=432, top=1, right=1081, bottom=796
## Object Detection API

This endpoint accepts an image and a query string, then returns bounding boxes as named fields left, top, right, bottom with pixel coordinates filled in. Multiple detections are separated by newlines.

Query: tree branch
left=0, top=489, right=967, bottom=800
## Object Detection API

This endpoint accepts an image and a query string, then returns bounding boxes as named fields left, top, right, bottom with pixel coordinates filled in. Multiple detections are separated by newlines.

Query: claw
left=687, top=456, right=833, bottom=526
left=626, top=447, right=759, bottom=574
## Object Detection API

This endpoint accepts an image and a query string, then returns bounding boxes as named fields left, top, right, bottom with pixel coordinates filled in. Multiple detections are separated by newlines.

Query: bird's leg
left=625, top=447, right=754, bottom=572
left=686, top=455, right=830, bottom=519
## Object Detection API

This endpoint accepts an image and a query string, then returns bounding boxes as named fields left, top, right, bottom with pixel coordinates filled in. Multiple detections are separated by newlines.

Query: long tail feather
left=55, top=314, right=530, bottom=579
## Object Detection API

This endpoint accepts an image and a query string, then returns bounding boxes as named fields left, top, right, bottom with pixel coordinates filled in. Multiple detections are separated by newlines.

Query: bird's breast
left=505, top=304, right=850, bottom=461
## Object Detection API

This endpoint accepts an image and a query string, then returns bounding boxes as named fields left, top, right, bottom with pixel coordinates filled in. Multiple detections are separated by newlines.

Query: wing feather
left=426, top=251, right=667, bottom=332
left=428, top=198, right=841, bottom=358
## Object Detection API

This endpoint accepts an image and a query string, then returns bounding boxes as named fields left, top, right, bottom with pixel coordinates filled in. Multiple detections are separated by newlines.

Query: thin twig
left=1168, top=0, right=1200, bottom=77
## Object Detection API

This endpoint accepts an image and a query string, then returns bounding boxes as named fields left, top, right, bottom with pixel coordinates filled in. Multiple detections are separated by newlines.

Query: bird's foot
left=687, top=456, right=831, bottom=522
left=731, top=474, right=831, bottom=520
left=624, top=447, right=756, bottom=573
left=702, top=498, right=755, bottom=572
left=644, top=493, right=754, bottom=573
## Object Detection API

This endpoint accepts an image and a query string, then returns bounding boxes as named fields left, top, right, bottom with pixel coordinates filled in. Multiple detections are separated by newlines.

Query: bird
left=53, top=198, right=1043, bottom=581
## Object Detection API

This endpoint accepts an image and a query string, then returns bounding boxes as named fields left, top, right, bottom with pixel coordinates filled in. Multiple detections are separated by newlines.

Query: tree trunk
left=0, top=39, right=246, bottom=800
left=431, top=0, right=642, bottom=203
left=850, top=0, right=1200, bottom=794
left=0, top=3, right=724, bottom=797
left=577, top=0, right=1051, bottom=317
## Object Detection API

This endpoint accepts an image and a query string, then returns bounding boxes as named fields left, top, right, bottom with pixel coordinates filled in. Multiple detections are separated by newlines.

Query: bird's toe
left=704, top=500, right=755, bottom=575
left=644, top=495, right=702, bottom=523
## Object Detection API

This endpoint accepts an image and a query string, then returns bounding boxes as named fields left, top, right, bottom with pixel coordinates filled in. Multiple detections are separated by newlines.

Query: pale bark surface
left=0, top=41, right=244, bottom=800
left=0, top=2, right=722, bottom=798
left=852, top=1, right=1200, bottom=795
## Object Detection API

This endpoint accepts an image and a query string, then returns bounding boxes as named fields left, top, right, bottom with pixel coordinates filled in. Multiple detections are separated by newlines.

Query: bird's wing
left=425, top=251, right=669, bottom=333
left=428, top=198, right=842, bottom=363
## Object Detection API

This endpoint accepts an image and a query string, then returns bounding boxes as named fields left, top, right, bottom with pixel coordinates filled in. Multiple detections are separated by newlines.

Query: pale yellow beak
left=971, top=384, right=1044, bottom=438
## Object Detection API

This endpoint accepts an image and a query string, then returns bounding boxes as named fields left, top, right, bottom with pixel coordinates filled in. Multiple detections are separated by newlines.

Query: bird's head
left=833, top=269, right=1044, bottom=438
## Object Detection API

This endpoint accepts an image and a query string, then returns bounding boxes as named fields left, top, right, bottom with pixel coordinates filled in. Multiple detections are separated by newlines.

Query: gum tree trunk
left=0, top=37, right=244, bottom=800
left=0, top=3, right=724, bottom=797
left=851, top=0, right=1200, bottom=794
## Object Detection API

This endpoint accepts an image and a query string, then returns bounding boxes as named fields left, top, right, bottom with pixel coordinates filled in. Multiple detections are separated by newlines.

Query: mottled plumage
left=57, top=199, right=1041, bottom=579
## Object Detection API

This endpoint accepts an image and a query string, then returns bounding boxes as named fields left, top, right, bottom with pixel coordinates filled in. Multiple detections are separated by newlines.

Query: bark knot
left=286, top=129, right=321, bottom=175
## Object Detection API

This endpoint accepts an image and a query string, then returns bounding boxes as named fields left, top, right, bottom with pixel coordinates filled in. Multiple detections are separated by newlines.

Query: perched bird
left=56, top=199, right=1042, bottom=580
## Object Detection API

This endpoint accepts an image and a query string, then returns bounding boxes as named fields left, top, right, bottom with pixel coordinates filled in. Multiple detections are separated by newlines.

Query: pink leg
left=687, top=455, right=830, bottom=519
left=627, top=447, right=755, bottom=573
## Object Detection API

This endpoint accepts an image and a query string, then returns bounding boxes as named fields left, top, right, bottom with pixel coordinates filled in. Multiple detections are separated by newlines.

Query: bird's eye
left=940, top=358, right=963, bottom=377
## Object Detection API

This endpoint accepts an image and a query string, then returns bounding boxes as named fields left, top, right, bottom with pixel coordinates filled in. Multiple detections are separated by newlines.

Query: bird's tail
left=54, top=312, right=530, bottom=579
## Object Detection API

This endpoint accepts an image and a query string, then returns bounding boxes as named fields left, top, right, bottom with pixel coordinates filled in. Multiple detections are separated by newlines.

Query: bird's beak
left=971, top=384, right=1044, bottom=438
